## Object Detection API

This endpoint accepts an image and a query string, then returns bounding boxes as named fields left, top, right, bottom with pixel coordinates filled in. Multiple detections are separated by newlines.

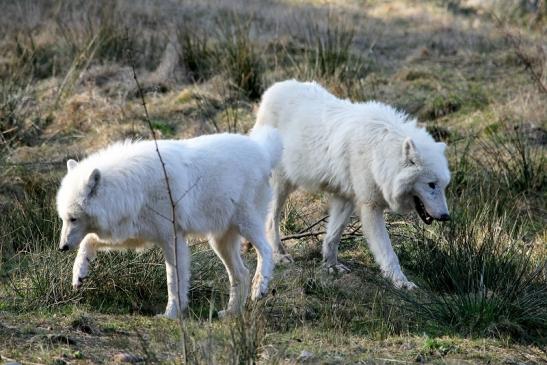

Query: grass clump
left=176, top=25, right=214, bottom=82
left=393, top=126, right=545, bottom=342
left=420, top=83, right=488, bottom=120
left=479, top=124, right=545, bottom=195
left=215, top=16, right=264, bottom=100
left=150, top=118, right=176, bottom=137
left=397, top=205, right=546, bottom=342
left=0, top=173, right=60, bottom=255
left=5, top=246, right=169, bottom=315
left=420, top=337, right=457, bottom=357
left=304, top=19, right=358, bottom=80
left=13, top=33, right=65, bottom=80
left=288, top=14, right=367, bottom=92
left=0, top=79, right=31, bottom=148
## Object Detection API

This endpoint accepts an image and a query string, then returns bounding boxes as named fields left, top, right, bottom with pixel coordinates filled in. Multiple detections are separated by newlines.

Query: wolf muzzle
left=438, top=214, right=450, bottom=221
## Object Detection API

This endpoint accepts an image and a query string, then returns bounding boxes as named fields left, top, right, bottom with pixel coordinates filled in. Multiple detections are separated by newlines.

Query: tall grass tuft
left=0, top=173, right=60, bottom=255
left=397, top=203, right=546, bottom=342
left=228, top=310, right=266, bottom=364
left=479, top=124, right=545, bottom=196
left=0, top=78, right=32, bottom=148
left=292, top=15, right=365, bottom=85
left=306, top=19, right=356, bottom=79
left=13, top=33, right=64, bottom=80
left=176, top=25, right=214, bottom=82
left=215, top=16, right=264, bottom=100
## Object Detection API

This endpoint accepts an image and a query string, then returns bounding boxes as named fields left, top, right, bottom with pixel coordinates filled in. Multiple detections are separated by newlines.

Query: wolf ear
left=87, top=169, right=101, bottom=198
left=402, top=137, right=419, bottom=165
left=67, top=159, right=77, bottom=171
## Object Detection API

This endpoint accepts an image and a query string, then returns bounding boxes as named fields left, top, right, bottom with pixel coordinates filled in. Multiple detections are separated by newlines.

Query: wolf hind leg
left=237, top=219, right=274, bottom=301
left=210, top=229, right=250, bottom=318
left=267, top=170, right=296, bottom=264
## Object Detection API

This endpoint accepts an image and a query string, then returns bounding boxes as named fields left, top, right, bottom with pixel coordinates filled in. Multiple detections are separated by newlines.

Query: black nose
left=59, top=245, right=69, bottom=252
left=439, top=214, right=450, bottom=221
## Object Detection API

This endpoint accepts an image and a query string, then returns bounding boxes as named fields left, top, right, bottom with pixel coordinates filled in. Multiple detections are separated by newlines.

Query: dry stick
left=281, top=215, right=361, bottom=241
left=492, top=13, right=547, bottom=94
left=297, top=215, right=328, bottom=234
left=281, top=230, right=326, bottom=241
left=281, top=229, right=361, bottom=241
left=128, top=53, right=188, bottom=361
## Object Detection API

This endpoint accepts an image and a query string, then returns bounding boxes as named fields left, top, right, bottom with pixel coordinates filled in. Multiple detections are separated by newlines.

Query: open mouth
left=414, top=196, right=433, bottom=225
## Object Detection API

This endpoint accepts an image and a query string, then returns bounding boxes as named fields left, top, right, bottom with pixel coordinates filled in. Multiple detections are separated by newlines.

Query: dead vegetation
left=1, top=0, right=546, bottom=363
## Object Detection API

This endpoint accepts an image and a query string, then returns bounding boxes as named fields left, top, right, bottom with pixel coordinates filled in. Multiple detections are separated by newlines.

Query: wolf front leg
left=322, top=195, right=354, bottom=274
left=163, top=233, right=190, bottom=320
left=360, top=204, right=417, bottom=290
left=72, top=234, right=99, bottom=290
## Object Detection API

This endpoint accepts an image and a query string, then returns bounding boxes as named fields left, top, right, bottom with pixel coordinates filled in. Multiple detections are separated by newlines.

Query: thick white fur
left=255, top=80, right=450, bottom=289
left=57, top=127, right=282, bottom=318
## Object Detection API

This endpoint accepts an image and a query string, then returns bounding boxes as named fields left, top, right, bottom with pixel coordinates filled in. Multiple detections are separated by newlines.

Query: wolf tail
left=249, top=126, right=283, bottom=169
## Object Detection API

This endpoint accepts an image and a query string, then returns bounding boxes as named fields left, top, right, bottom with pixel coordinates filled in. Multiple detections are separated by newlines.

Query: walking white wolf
left=56, top=127, right=282, bottom=318
left=255, top=80, right=451, bottom=289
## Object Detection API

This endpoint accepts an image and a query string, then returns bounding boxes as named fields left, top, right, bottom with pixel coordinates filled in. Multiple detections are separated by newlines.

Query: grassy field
left=1, top=0, right=545, bottom=363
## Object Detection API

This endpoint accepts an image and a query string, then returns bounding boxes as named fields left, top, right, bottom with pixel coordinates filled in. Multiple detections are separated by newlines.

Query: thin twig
left=175, top=176, right=202, bottom=205
left=146, top=205, right=172, bottom=223
left=297, top=215, right=328, bottom=234
left=281, top=230, right=326, bottom=241
left=281, top=229, right=361, bottom=241
left=127, top=36, right=186, bottom=358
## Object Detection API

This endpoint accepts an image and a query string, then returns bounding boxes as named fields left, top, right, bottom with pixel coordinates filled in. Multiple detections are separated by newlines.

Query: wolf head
left=56, top=159, right=101, bottom=251
left=391, top=137, right=451, bottom=224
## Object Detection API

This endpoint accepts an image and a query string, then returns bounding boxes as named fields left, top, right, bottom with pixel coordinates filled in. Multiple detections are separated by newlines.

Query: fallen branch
left=281, top=230, right=326, bottom=241
left=297, top=215, right=328, bottom=234
left=281, top=229, right=362, bottom=241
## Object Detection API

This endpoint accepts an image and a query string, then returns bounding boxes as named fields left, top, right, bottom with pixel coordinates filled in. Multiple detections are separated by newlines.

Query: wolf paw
left=388, top=272, right=417, bottom=290
left=325, top=262, right=351, bottom=274
left=273, top=252, right=294, bottom=264
left=218, top=308, right=239, bottom=319
left=162, top=307, right=178, bottom=320
left=72, top=276, right=85, bottom=290
left=251, top=278, right=269, bottom=300
left=393, top=279, right=417, bottom=290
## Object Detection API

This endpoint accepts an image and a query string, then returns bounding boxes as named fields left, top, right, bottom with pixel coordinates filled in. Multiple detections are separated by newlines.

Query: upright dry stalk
left=127, top=44, right=188, bottom=361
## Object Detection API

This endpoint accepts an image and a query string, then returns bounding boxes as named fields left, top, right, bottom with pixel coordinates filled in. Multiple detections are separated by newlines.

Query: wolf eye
left=428, top=182, right=436, bottom=189
left=69, top=217, right=77, bottom=223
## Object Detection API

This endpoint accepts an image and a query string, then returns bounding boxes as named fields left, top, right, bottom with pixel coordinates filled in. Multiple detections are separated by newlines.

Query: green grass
left=151, top=118, right=176, bottom=137
left=1, top=0, right=546, bottom=363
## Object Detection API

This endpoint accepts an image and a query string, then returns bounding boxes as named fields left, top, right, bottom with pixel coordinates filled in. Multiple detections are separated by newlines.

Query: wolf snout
left=438, top=214, right=450, bottom=221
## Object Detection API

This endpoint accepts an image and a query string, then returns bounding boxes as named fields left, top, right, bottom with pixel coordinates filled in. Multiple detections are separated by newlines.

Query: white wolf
left=56, top=127, right=282, bottom=318
left=255, top=80, right=450, bottom=289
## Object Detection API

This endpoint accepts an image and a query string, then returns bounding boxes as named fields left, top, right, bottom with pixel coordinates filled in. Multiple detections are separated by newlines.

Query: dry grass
left=1, top=0, right=545, bottom=363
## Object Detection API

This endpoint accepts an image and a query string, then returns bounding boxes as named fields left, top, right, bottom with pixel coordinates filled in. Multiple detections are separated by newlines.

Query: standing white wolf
left=56, top=127, right=282, bottom=318
left=255, top=80, right=451, bottom=289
